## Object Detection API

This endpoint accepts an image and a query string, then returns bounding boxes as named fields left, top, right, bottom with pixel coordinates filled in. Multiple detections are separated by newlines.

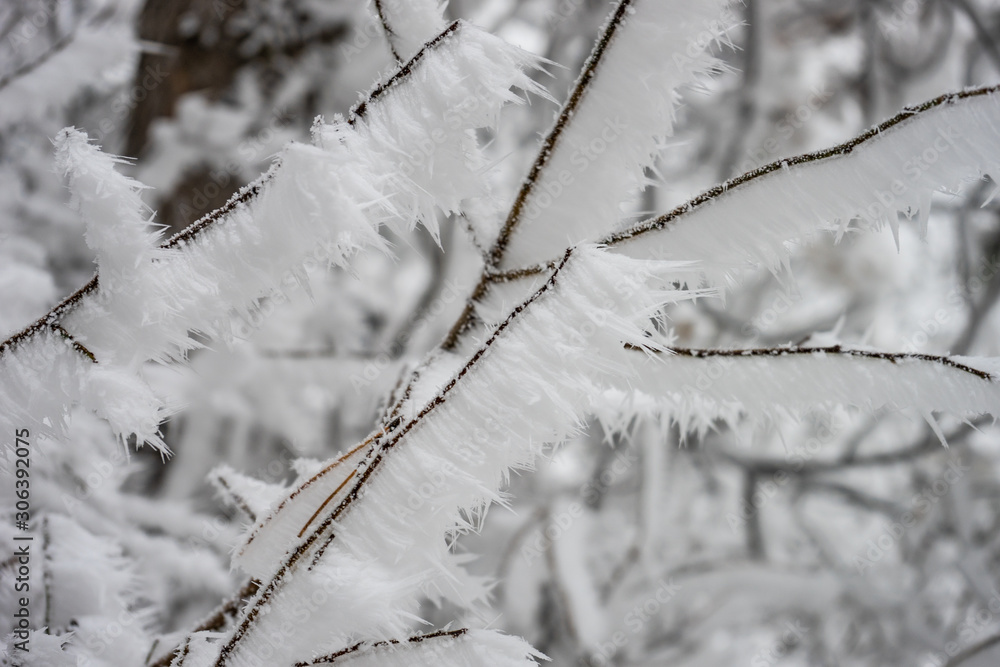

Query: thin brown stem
left=646, top=345, right=994, bottom=381
left=440, top=0, right=634, bottom=351
left=296, top=470, right=356, bottom=538
left=474, top=84, right=1000, bottom=285
left=297, top=629, right=468, bottom=665
left=348, top=20, right=461, bottom=123
left=488, top=0, right=633, bottom=265
left=213, top=476, right=257, bottom=522
left=604, top=85, right=1000, bottom=248
left=384, top=363, right=422, bottom=424
left=238, top=436, right=375, bottom=555
left=50, top=324, right=97, bottom=363
left=374, top=0, right=404, bottom=63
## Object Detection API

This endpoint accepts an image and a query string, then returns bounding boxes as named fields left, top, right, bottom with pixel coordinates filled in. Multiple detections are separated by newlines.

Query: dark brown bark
left=126, top=0, right=248, bottom=160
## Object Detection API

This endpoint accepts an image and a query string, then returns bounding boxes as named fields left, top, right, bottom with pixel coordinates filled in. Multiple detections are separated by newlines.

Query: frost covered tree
left=6, top=0, right=1000, bottom=666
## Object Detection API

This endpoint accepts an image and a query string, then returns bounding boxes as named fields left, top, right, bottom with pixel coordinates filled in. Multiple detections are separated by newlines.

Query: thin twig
left=440, top=0, right=635, bottom=350
left=374, top=0, right=404, bottom=63
left=213, top=476, right=257, bottom=522
left=238, top=436, right=378, bottom=556
left=348, top=20, right=461, bottom=123
left=604, top=86, right=1000, bottom=247
left=488, top=0, right=633, bottom=265
left=50, top=324, right=97, bottom=363
left=544, top=528, right=582, bottom=647
left=494, top=508, right=547, bottom=607
left=716, top=418, right=986, bottom=477
left=384, top=363, right=423, bottom=424
left=487, top=84, right=1000, bottom=285
left=806, top=479, right=903, bottom=517
left=297, top=629, right=468, bottom=665
left=632, top=344, right=994, bottom=380
left=386, top=223, right=451, bottom=358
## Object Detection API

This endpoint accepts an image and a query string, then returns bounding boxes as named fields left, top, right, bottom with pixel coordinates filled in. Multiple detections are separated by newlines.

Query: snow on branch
left=214, top=247, right=699, bottom=665
left=372, top=0, right=448, bottom=63
left=604, top=345, right=1000, bottom=436
left=440, top=0, right=731, bottom=350
left=0, top=21, right=545, bottom=450
left=602, top=85, right=1000, bottom=285
left=490, top=0, right=733, bottom=270
left=335, top=20, right=548, bottom=239
left=493, top=85, right=1000, bottom=286
left=300, top=629, right=543, bottom=666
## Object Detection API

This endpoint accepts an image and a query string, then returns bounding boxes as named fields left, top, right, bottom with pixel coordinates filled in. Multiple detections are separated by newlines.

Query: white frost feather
left=1, top=24, right=544, bottom=450
left=612, top=347, right=1000, bottom=432
left=221, top=248, right=698, bottom=662
left=500, top=0, right=732, bottom=268
left=612, top=91, right=1000, bottom=287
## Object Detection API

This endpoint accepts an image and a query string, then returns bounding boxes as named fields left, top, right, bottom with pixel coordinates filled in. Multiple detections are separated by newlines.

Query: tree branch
left=487, top=0, right=632, bottom=266
left=647, top=345, right=994, bottom=381
left=439, top=0, right=634, bottom=351
left=217, top=252, right=577, bottom=664
left=482, top=83, right=1000, bottom=285
left=374, top=0, right=404, bottom=63
left=296, top=629, right=468, bottom=665
left=0, top=20, right=465, bottom=363
left=604, top=85, right=1000, bottom=246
